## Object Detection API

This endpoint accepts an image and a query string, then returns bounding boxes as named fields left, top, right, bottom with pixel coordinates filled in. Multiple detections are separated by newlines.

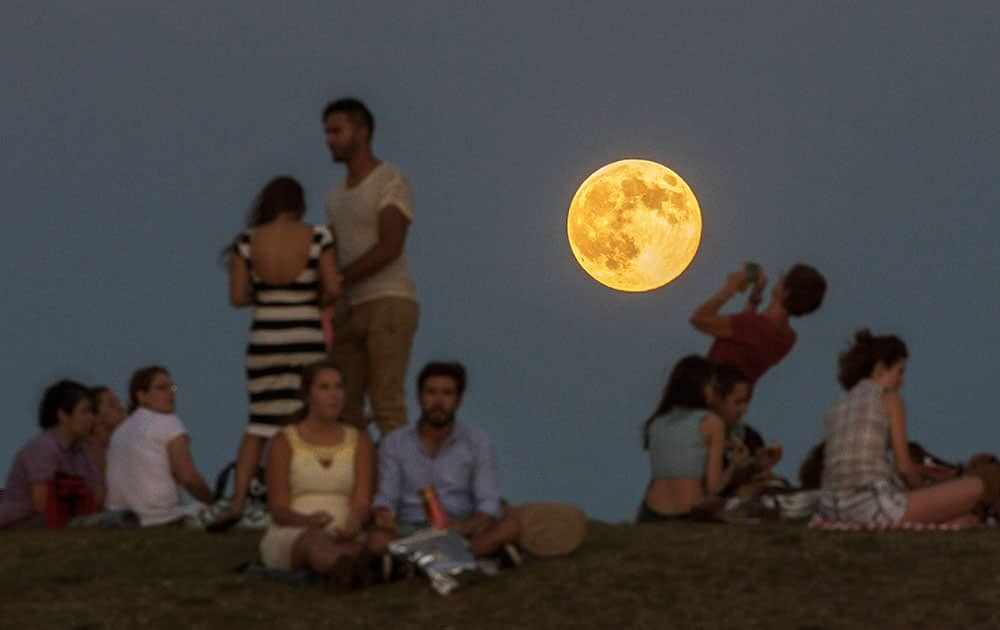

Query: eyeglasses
left=150, top=383, right=177, bottom=393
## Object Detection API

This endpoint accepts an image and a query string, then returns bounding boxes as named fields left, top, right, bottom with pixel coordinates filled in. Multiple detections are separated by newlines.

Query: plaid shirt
left=822, top=379, right=892, bottom=490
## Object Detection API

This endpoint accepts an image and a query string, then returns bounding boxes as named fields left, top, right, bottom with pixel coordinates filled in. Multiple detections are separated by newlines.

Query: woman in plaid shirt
left=818, top=330, right=983, bottom=525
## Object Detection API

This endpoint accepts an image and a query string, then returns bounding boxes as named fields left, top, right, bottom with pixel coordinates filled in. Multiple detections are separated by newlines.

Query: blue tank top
left=648, top=407, right=709, bottom=479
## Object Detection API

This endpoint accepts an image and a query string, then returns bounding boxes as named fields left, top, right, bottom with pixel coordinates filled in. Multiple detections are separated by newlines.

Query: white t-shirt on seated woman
left=105, top=407, right=201, bottom=526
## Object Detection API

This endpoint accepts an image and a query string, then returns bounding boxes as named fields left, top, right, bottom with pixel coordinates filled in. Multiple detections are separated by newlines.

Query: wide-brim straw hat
left=509, top=502, right=586, bottom=557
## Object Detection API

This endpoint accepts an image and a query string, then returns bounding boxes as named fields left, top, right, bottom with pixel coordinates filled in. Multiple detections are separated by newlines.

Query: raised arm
left=339, top=206, right=410, bottom=285
left=741, top=269, right=768, bottom=314
left=689, top=272, right=746, bottom=338
left=885, top=391, right=922, bottom=488
left=166, top=434, right=215, bottom=504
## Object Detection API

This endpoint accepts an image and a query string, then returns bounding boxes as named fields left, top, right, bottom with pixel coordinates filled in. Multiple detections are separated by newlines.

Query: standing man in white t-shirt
left=323, top=98, right=418, bottom=438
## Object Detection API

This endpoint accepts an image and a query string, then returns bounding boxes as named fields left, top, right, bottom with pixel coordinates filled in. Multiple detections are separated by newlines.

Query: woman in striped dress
left=224, top=176, right=341, bottom=519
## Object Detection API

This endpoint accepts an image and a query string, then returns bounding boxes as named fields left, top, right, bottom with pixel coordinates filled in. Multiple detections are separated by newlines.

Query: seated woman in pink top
left=0, top=380, right=103, bottom=529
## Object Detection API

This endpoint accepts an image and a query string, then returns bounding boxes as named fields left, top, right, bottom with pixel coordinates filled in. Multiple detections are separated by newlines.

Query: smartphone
left=743, top=262, right=760, bottom=291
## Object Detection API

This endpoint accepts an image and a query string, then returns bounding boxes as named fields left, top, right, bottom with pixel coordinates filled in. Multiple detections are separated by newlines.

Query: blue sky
left=3, top=2, right=999, bottom=521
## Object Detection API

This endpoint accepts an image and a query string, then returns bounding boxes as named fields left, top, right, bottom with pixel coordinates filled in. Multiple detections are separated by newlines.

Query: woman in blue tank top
left=639, top=355, right=749, bottom=522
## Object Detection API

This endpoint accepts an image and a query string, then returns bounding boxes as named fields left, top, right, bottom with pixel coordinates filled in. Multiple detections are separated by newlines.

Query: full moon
left=567, top=159, right=702, bottom=292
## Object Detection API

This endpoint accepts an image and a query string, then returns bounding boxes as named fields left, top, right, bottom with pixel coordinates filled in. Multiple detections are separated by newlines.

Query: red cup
left=45, top=476, right=96, bottom=529
left=420, top=486, right=448, bottom=530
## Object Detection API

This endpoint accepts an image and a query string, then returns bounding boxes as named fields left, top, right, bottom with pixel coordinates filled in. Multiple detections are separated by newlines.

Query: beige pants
left=332, top=297, right=418, bottom=436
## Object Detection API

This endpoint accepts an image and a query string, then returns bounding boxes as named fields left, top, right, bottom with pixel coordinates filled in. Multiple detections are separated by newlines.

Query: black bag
left=213, top=462, right=268, bottom=504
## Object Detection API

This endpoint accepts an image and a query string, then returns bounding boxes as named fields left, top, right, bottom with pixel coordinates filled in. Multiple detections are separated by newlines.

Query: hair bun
left=854, top=329, right=873, bottom=344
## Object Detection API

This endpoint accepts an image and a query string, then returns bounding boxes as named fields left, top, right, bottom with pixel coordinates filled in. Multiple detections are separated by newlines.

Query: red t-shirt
left=707, top=312, right=796, bottom=395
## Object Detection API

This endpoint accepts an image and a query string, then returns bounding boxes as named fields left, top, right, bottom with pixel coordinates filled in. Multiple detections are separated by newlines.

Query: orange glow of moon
left=567, top=159, right=702, bottom=292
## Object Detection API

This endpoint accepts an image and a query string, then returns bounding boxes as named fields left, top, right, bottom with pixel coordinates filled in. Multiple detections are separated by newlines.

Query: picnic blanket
left=808, top=517, right=982, bottom=531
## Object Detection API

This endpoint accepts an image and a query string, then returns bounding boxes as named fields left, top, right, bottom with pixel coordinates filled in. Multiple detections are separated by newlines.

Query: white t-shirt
left=325, top=161, right=417, bottom=307
left=105, top=407, right=194, bottom=526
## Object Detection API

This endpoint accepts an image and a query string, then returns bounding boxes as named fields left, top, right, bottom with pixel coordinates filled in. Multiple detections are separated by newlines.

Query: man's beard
left=421, top=408, right=455, bottom=427
left=331, top=141, right=357, bottom=163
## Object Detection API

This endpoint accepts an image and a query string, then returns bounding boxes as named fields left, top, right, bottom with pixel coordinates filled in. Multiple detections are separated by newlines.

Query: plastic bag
left=387, top=528, right=480, bottom=595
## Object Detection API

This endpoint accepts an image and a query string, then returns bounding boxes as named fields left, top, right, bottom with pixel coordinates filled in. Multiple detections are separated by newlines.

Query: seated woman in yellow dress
left=259, top=360, right=374, bottom=588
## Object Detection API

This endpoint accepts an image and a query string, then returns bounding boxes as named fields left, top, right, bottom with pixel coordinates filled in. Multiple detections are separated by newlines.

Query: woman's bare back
left=249, top=222, right=316, bottom=285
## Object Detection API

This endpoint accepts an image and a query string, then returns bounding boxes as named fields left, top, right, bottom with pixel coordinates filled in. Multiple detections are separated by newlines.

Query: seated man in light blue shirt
left=368, top=361, right=520, bottom=562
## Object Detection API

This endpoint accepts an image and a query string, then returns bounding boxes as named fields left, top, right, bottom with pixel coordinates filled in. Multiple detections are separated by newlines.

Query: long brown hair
left=642, top=355, right=715, bottom=450
left=221, top=176, right=306, bottom=261
left=128, top=366, right=169, bottom=414
left=837, top=330, right=908, bottom=390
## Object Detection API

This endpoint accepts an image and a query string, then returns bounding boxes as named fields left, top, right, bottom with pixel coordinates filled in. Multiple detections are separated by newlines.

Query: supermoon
left=567, top=159, right=702, bottom=292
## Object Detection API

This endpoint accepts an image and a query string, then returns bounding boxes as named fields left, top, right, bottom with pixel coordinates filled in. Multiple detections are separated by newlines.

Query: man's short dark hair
left=417, top=361, right=467, bottom=397
left=322, top=98, right=375, bottom=141
left=39, top=380, right=94, bottom=429
left=783, top=264, right=826, bottom=316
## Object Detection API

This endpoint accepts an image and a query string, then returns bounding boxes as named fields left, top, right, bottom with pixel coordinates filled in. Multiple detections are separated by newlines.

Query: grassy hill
left=1, top=521, right=998, bottom=629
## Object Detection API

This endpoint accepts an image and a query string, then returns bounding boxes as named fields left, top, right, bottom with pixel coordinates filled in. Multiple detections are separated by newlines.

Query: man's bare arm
left=339, top=206, right=409, bottom=285
left=450, top=511, right=495, bottom=537
left=690, top=272, right=746, bottom=338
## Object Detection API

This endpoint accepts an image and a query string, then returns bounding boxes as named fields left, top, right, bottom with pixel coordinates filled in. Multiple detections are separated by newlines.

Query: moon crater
left=567, top=159, right=702, bottom=292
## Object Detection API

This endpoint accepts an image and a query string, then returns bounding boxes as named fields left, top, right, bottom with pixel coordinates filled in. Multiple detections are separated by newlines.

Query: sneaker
left=718, top=496, right=781, bottom=524
left=237, top=503, right=271, bottom=530
left=205, top=513, right=242, bottom=534
left=196, top=499, right=231, bottom=527
left=498, top=543, right=523, bottom=569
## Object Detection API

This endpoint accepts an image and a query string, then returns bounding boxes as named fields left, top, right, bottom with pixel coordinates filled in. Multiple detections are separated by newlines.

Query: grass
left=1, top=521, right=999, bottom=629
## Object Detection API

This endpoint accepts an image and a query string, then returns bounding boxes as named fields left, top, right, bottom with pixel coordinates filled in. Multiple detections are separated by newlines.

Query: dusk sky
left=3, top=2, right=999, bottom=522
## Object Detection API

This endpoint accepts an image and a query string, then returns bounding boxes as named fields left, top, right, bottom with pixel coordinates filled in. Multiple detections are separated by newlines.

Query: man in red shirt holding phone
left=691, top=263, right=827, bottom=397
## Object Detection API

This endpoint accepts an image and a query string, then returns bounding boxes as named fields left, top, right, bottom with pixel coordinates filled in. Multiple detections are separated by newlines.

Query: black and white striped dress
left=236, top=226, right=332, bottom=438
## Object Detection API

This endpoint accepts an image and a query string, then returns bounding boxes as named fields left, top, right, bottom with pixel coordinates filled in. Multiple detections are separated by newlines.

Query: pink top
left=0, top=429, right=100, bottom=527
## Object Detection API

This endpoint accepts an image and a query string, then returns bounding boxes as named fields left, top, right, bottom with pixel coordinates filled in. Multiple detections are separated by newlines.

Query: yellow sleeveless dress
left=259, top=424, right=358, bottom=569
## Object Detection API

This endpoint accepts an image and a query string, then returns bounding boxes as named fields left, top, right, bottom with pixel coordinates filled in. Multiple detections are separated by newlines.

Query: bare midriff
left=644, top=478, right=704, bottom=516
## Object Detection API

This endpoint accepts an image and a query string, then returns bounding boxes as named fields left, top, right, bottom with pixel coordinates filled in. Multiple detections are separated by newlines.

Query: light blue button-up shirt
left=373, top=422, right=502, bottom=524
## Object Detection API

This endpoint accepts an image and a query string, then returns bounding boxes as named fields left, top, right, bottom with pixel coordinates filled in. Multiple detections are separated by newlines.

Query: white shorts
left=818, top=479, right=908, bottom=524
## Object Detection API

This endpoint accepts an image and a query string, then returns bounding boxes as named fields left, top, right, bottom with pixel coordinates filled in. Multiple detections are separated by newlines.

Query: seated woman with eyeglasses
left=105, top=366, right=215, bottom=525
left=0, top=380, right=104, bottom=529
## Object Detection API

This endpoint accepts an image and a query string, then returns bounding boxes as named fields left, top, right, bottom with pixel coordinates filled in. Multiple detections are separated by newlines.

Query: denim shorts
left=636, top=503, right=694, bottom=524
